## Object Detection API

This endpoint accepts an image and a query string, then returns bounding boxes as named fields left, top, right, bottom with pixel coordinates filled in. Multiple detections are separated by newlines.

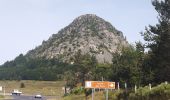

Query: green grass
left=62, top=94, right=86, bottom=100
left=0, top=95, right=4, bottom=99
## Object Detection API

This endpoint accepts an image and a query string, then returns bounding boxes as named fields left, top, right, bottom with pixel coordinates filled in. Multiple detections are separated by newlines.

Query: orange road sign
left=85, top=81, right=115, bottom=89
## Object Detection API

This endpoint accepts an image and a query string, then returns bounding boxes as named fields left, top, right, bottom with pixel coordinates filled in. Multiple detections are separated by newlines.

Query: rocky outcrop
left=27, top=14, right=129, bottom=63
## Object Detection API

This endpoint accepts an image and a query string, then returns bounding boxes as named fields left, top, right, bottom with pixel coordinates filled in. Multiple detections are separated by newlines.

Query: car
left=34, top=94, right=42, bottom=98
left=12, top=89, right=22, bottom=96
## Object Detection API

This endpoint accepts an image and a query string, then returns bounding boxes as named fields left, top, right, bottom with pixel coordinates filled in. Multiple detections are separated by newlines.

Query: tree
left=65, top=51, right=99, bottom=87
left=63, top=71, right=77, bottom=88
left=111, top=45, right=144, bottom=87
left=141, top=0, right=170, bottom=83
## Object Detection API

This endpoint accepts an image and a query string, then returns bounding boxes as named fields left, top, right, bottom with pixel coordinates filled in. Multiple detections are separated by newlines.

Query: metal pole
left=3, top=86, right=5, bottom=96
left=106, top=89, right=108, bottom=100
left=92, top=89, right=94, bottom=100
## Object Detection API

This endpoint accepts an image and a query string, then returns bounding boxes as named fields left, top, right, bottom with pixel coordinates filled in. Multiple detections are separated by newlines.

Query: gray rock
left=27, top=14, right=129, bottom=63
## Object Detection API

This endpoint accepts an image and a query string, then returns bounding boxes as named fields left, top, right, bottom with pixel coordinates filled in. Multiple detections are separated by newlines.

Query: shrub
left=128, top=83, right=170, bottom=100
left=20, top=82, right=25, bottom=88
left=71, top=87, right=85, bottom=95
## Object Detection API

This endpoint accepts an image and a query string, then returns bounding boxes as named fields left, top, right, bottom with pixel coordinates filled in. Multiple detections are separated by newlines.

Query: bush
left=106, top=83, right=170, bottom=100
left=128, top=83, right=170, bottom=100
left=20, top=82, right=25, bottom=88
left=109, top=90, right=123, bottom=100
left=71, top=87, right=85, bottom=95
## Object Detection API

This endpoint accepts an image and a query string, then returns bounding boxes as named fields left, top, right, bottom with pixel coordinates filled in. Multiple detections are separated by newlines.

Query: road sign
left=85, top=81, right=115, bottom=89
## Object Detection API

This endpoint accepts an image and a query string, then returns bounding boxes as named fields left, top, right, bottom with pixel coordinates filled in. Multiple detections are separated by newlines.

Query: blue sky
left=0, top=0, right=158, bottom=65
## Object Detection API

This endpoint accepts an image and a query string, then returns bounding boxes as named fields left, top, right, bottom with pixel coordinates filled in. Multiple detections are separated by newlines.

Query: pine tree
left=141, top=0, right=170, bottom=83
left=111, top=46, right=144, bottom=87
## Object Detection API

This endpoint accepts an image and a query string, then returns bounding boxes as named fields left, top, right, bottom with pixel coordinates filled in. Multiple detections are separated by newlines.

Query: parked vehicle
left=12, top=89, right=22, bottom=95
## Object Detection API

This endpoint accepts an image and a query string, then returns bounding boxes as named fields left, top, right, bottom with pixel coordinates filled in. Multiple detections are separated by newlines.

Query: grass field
left=0, top=80, right=65, bottom=96
left=62, top=91, right=107, bottom=100
left=62, top=94, right=86, bottom=100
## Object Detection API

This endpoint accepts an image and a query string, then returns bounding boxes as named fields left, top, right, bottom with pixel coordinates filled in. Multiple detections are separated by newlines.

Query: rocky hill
left=27, top=14, right=129, bottom=63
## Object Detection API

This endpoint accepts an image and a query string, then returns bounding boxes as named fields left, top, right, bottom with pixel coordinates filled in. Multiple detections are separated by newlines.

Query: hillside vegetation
left=62, top=83, right=170, bottom=100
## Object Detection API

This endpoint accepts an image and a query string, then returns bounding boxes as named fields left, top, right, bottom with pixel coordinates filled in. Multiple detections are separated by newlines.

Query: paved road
left=4, top=95, right=61, bottom=100
left=5, top=95, right=47, bottom=100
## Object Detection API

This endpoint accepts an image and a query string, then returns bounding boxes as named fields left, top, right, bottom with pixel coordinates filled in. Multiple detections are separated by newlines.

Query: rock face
left=27, top=14, right=129, bottom=63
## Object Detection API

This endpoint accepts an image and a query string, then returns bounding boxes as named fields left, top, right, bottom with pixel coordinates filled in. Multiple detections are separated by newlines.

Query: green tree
left=66, top=51, right=98, bottom=87
left=111, top=46, right=144, bottom=87
left=63, top=71, right=76, bottom=88
left=141, top=0, right=170, bottom=83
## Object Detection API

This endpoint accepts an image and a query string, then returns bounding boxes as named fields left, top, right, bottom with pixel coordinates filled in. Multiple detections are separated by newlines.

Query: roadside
left=0, top=95, right=13, bottom=100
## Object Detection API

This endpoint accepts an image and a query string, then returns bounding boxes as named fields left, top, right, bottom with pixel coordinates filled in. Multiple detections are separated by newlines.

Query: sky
left=0, top=0, right=158, bottom=65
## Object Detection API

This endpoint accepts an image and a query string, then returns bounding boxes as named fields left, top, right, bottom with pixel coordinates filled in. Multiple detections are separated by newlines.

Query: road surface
left=4, top=95, right=45, bottom=100
left=4, top=95, right=61, bottom=100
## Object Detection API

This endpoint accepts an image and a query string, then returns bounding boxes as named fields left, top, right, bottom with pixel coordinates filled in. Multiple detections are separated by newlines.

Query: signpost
left=85, top=81, right=115, bottom=89
left=85, top=81, right=115, bottom=100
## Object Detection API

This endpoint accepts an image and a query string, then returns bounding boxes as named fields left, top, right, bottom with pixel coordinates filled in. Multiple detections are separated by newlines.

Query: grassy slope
left=62, top=94, right=86, bottom=100
left=62, top=91, right=106, bottom=100
left=0, top=80, right=65, bottom=96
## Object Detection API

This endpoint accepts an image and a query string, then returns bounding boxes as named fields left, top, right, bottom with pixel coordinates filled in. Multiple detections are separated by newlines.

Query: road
left=4, top=95, right=60, bottom=100
left=3, top=95, right=45, bottom=100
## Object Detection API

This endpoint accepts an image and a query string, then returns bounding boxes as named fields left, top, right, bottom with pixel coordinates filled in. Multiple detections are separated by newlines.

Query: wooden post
left=149, top=83, right=151, bottom=90
left=135, top=85, right=137, bottom=93
left=3, top=86, right=5, bottom=96
left=117, top=82, right=120, bottom=91
left=125, top=82, right=127, bottom=93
